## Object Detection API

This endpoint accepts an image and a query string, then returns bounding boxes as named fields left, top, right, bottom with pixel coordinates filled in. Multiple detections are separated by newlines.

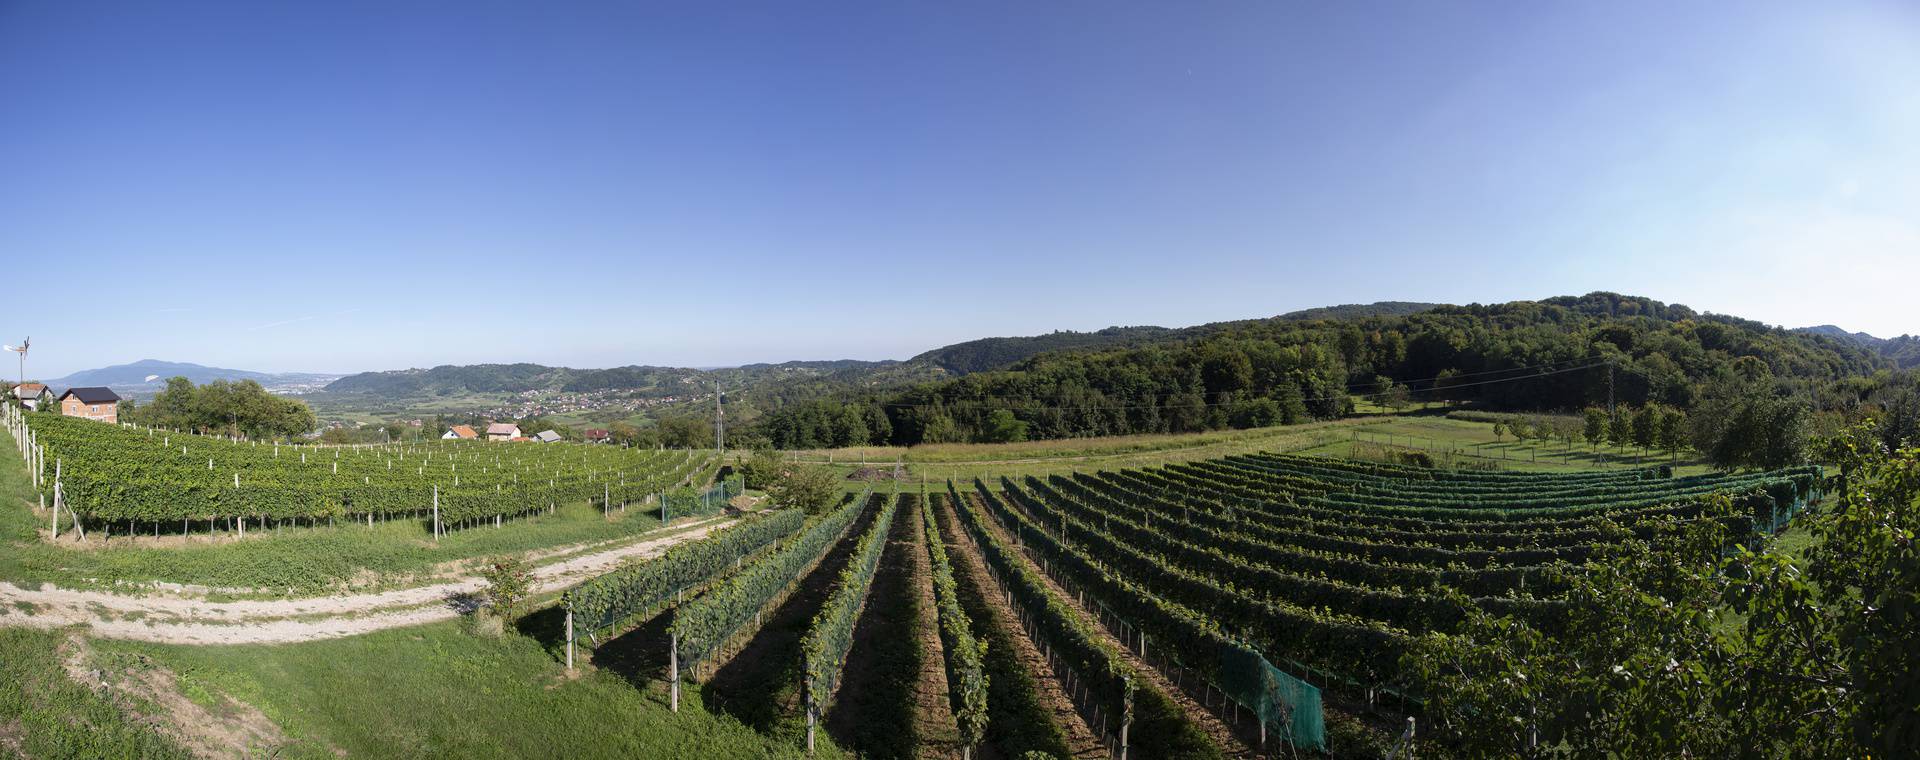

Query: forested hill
left=751, top=292, right=1899, bottom=448
left=1275, top=301, right=1440, bottom=321
left=909, top=326, right=1181, bottom=375
left=911, top=302, right=1444, bottom=375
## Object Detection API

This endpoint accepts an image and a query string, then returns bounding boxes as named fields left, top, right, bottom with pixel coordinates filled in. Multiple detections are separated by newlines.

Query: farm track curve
left=0, top=514, right=736, bottom=645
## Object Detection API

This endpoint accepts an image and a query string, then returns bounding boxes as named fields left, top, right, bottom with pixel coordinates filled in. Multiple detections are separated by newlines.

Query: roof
left=485, top=423, right=520, bottom=435
left=534, top=430, right=563, bottom=443
left=60, top=387, right=121, bottom=404
left=13, top=383, right=48, bottom=395
left=584, top=428, right=610, bottom=439
left=447, top=425, right=478, bottom=439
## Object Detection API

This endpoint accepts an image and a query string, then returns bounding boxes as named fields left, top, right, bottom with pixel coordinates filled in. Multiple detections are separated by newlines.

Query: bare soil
left=59, top=632, right=293, bottom=759
left=901, top=502, right=964, bottom=759
left=935, top=496, right=1106, bottom=760
left=964, top=491, right=1261, bottom=759
left=825, top=496, right=961, bottom=759
left=702, top=496, right=880, bottom=733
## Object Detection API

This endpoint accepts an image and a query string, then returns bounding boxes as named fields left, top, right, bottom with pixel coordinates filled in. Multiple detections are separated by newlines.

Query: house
left=11, top=383, right=53, bottom=411
left=485, top=422, right=521, bottom=442
left=533, top=430, right=563, bottom=443
left=584, top=428, right=610, bottom=443
left=443, top=425, right=478, bottom=440
left=59, top=387, right=122, bottom=423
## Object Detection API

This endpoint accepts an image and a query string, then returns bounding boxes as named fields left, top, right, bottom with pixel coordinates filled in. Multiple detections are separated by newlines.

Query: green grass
left=1289, top=415, right=1718, bottom=475
left=0, top=426, right=709, bottom=593
left=802, top=419, right=1372, bottom=491
left=0, top=627, right=194, bottom=759
left=91, top=618, right=837, bottom=759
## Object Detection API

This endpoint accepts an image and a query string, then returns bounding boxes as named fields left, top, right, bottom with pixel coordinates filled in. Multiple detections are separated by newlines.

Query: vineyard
left=551, top=450, right=1820, bottom=758
left=5, top=406, right=723, bottom=537
left=3, top=402, right=1837, bottom=757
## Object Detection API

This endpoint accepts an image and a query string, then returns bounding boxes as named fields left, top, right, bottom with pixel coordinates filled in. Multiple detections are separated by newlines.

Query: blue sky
left=3, top=1, right=1916, bottom=378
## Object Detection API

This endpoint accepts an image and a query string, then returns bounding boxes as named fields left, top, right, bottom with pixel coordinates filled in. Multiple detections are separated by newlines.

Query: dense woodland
left=749, top=294, right=1919, bottom=456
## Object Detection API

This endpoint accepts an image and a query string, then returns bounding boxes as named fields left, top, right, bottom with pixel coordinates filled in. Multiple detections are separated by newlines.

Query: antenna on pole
left=3, top=337, right=27, bottom=388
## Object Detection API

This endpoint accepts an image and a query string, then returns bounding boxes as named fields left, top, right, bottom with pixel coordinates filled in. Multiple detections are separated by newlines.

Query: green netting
left=1219, top=642, right=1325, bottom=751
left=663, top=477, right=741, bottom=516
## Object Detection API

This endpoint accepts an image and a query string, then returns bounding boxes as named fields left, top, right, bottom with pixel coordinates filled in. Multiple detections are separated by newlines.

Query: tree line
left=746, top=293, right=1907, bottom=459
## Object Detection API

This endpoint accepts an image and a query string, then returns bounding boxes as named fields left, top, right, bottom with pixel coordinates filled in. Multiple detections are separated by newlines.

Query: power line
left=870, top=361, right=1609, bottom=413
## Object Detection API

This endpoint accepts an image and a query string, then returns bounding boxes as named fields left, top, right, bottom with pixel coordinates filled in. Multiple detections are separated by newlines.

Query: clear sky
left=3, top=1, right=1916, bottom=378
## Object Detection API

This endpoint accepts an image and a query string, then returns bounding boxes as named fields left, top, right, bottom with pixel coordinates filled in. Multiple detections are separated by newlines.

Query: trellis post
left=432, top=486, right=441, bottom=541
left=565, top=609, right=575, bottom=671
left=806, top=690, right=817, bottom=754
left=669, top=633, right=681, bottom=712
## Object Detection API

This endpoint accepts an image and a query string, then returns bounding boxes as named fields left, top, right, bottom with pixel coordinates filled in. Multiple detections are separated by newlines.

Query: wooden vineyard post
left=604, top=484, right=610, bottom=519
left=432, top=486, right=441, bottom=541
left=805, top=690, right=816, bottom=754
left=565, top=609, right=575, bottom=671
left=669, top=633, right=680, bottom=712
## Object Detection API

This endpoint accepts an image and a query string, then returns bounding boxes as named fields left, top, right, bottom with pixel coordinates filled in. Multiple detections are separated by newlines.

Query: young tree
left=1492, top=420, right=1508, bottom=441
left=1657, top=407, right=1688, bottom=461
left=1582, top=407, right=1608, bottom=448
left=980, top=409, right=1028, bottom=443
left=479, top=555, right=532, bottom=623
left=765, top=465, right=840, bottom=515
left=739, top=447, right=786, bottom=490
left=1630, top=404, right=1659, bottom=453
left=1607, top=410, right=1633, bottom=450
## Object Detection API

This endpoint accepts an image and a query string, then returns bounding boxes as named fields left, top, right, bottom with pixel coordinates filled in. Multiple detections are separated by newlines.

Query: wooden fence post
left=670, top=633, right=681, bottom=712
left=565, top=609, right=575, bottom=671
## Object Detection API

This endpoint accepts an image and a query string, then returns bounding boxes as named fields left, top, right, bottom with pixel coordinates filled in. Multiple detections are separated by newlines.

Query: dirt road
left=0, top=516, right=734, bottom=645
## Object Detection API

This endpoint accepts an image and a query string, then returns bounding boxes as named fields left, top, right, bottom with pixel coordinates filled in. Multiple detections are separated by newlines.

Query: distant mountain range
left=311, top=301, right=1451, bottom=399
left=1792, top=326, right=1920, bottom=369
left=42, top=360, right=341, bottom=396
left=48, top=301, right=1911, bottom=418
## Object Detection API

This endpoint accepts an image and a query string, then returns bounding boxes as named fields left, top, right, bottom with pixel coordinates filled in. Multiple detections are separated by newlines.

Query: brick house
left=485, top=422, right=521, bottom=442
left=59, top=386, right=122, bottom=423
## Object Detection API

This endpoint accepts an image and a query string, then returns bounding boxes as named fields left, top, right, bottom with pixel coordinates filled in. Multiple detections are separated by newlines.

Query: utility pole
left=713, top=384, right=725, bottom=454
left=1606, top=360, right=1615, bottom=418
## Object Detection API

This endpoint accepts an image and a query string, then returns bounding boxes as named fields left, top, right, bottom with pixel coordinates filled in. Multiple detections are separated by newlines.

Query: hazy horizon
left=5, top=2, right=1917, bottom=378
